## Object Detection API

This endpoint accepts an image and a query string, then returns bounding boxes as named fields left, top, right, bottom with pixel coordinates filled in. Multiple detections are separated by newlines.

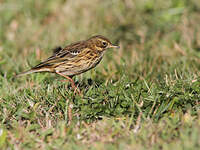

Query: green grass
left=1, top=0, right=200, bottom=149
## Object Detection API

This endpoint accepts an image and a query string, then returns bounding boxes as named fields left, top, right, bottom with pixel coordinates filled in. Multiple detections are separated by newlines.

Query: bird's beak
left=110, top=44, right=120, bottom=48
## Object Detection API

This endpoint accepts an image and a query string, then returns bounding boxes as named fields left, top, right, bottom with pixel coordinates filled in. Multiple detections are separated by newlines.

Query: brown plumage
left=17, top=35, right=119, bottom=92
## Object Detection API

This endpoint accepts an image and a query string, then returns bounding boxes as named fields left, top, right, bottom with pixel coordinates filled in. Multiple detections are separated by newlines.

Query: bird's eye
left=102, top=41, right=108, bottom=47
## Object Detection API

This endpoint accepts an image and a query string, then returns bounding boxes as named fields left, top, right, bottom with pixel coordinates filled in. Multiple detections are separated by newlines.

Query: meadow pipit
left=17, top=35, right=119, bottom=93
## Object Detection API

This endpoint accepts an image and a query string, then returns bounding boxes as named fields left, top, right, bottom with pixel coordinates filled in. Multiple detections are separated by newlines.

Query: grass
left=0, top=0, right=200, bottom=149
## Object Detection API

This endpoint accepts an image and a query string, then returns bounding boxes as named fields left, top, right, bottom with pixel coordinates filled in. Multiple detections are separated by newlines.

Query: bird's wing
left=31, top=41, right=86, bottom=70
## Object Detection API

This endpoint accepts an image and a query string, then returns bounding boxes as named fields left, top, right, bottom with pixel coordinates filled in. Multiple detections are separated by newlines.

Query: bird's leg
left=56, top=72, right=81, bottom=125
left=56, top=72, right=81, bottom=95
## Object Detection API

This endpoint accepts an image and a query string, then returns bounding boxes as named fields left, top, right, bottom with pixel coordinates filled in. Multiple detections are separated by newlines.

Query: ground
left=0, top=0, right=200, bottom=149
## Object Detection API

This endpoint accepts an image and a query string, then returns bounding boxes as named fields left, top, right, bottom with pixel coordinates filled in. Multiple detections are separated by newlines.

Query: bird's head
left=87, top=35, right=119, bottom=52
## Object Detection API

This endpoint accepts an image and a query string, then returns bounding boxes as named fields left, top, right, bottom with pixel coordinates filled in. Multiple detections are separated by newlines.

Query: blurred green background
left=0, top=0, right=200, bottom=149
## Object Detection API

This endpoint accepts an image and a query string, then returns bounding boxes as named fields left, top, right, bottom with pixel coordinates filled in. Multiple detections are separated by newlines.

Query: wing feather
left=31, top=41, right=87, bottom=70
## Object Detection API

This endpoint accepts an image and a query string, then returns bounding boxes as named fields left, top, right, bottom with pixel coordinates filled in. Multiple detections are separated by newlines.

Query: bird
left=16, top=35, right=120, bottom=93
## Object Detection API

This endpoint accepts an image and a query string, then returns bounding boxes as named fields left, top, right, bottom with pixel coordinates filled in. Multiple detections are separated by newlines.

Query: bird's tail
left=16, top=68, right=51, bottom=78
